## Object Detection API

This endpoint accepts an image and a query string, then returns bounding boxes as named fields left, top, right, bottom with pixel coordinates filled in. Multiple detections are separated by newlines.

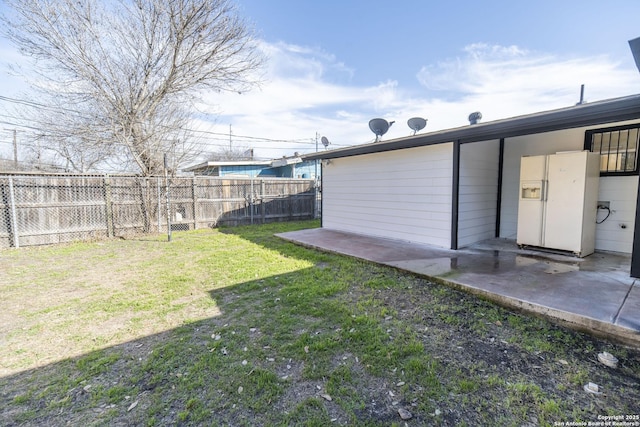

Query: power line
left=0, top=94, right=317, bottom=145
left=0, top=138, right=329, bottom=165
left=186, top=126, right=312, bottom=144
left=0, top=119, right=355, bottom=152
left=0, top=95, right=358, bottom=152
left=0, top=94, right=81, bottom=114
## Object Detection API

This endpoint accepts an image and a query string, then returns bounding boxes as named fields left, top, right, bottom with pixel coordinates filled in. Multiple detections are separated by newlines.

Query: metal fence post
left=164, top=155, right=172, bottom=241
left=8, top=177, right=19, bottom=248
left=157, top=177, right=162, bottom=232
left=192, top=177, right=197, bottom=230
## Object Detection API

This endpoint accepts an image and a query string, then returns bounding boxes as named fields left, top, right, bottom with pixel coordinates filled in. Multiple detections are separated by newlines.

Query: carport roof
left=303, top=93, right=640, bottom=161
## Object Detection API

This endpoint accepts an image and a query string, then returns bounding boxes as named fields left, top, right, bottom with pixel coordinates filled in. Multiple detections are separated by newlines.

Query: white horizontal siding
left=595, top=176, right=637, bottom=253
left=323, top=144, right=453, bottom=248
left=458, top=140, right=500, bottom=248
left=322, top=119, right=639, bottom=254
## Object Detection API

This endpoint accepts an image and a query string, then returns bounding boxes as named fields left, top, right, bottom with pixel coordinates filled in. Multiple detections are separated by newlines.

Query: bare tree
left=2, top=0, right=263, bottom=175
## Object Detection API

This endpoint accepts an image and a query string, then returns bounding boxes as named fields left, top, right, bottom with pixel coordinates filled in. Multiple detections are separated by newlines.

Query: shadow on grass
left=0, top=221, right=404, bottom=426
left=1, top=257, right=419, bottom=426
left=3, top=220, right=640, bottom=427
left=0, top=268, right=318, bottom=426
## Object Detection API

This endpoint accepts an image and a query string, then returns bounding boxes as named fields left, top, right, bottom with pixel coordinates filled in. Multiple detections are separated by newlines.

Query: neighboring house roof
left=303, top=93, right=640, bottom=161
left=271, top=157, right=302, bottom=167
left=183, top=160, right=272, bottom=172
left=184, top=157, right=307, bottom=172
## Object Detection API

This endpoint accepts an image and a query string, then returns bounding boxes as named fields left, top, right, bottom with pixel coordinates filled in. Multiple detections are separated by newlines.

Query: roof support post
left=320, top=162, right=324, bottom=227
left=495, top=138, right=505, bottom=238
left=630, top=173, right=640, bottom=277
left=451, top=140, right=460, bottom=250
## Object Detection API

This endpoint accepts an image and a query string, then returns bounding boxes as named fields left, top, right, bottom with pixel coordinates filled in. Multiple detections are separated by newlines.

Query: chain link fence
left=0, top=174, right=318, bottom=248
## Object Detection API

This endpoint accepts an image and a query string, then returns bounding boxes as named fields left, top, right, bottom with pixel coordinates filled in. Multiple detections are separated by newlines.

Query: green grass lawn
left=1, top=220, right=639, bottom=426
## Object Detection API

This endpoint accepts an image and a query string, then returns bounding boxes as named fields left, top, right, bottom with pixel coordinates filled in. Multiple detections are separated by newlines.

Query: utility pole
left=229, top=124, right=232, bottom=151
left=315, top=132, right=319, bottom=179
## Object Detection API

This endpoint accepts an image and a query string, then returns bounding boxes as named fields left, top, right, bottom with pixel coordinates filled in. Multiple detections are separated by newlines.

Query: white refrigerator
left=516, top=151, right=600, bottom=257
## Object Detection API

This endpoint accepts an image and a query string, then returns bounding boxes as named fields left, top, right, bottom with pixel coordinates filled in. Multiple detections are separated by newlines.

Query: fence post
left=192, top=177, right=197, bottom=230
left=164, top=169, right=171, bottom=242
left=250, top=175, right=254, bottom=225
left=104, top=175, right=114, bottom=238
left=7, top=177, right=19, bottom=248
left=288, top=182, right=293, bottom=221
left=157, top=177, right=162, bottom=232
left=260, top=179, right=266, bottom=224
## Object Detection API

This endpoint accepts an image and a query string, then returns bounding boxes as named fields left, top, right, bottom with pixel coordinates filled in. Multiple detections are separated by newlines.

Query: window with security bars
left=585, top=124, right=640, bottom=175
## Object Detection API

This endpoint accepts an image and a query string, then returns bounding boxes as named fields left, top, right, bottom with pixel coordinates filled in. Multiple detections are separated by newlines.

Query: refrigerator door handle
left=542, top=180, right=548, bottom=201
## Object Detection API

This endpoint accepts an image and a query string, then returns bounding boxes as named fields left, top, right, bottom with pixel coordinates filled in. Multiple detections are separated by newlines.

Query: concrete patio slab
left=277, top=228, right=640, bottom=347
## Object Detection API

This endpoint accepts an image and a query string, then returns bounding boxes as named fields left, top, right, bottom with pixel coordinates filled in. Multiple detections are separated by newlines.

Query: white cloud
left=195, top=42, right=404, bottom=158
left=416, top=43, right=639, bottom=123
left=196, top=41, right=640, bottom=159
left=259, top=41, right=355, bottom=81
left=3, top=36, right=638, bottom=162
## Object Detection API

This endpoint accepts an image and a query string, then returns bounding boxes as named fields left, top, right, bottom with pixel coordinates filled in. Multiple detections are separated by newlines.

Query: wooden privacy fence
left=0, top=174, right=318, bottom=248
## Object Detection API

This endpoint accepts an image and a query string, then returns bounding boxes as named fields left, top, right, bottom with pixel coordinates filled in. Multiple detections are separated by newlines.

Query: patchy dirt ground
left=361, top=282, right=640, bottom=425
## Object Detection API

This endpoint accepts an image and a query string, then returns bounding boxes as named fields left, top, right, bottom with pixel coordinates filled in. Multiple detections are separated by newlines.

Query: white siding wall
left=458, top=139, right=500, bottom=248
left=322, top=144, right=453, bottom=248
left=500, top=121, right=639, bottom=253
left=595, top=176, right=637, bottom=253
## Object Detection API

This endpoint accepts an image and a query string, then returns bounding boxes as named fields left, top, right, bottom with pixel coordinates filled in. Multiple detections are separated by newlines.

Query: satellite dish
left=368, top=118, right=394, bottom=142
left=407, top=117, right=427, bottom=135
left=321, top=136, right=330, bottom=148
left=468, top=111, right=482, bottom=125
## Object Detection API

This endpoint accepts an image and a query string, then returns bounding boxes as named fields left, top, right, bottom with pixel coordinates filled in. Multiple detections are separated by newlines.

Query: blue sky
left=238, top=0, right=635, bottom=87
left=197, top=0, right=640, bottom=158
left=2, top=0, right=640, bottom=162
